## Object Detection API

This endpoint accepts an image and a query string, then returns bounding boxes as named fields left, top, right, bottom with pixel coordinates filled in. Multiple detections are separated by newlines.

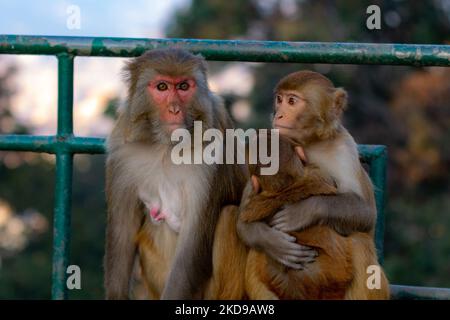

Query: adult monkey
left=238, top=70, right=377, bottom=268
left=104, top=49, right=246, bottom=299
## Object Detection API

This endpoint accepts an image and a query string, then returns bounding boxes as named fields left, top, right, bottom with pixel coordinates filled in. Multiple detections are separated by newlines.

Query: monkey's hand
left=269, top=193, right=376, bottom=235
left=237, top=220, right=317, bottom=269
left=269, top=203, right=314, bottom=233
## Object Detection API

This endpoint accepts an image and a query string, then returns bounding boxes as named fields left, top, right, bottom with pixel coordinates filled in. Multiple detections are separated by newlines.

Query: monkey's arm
left=160, top=204, right=218, bottom=299
left=236, top=181, right=317, bottom=270
left=237, top=220, right=317, bottom=269
left=269, top=192, right=376, bottom=236
left=241, top=169, right=338, bottom=224
left=160, top=164, right=241, bottom=299
left=240, top=194, right=288, bottom=223
left=104, top=157, right=142, bottom=299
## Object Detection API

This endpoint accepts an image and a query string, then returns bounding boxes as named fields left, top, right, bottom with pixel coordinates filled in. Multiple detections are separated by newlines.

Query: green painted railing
left=0, top=35, right=449, bottom=300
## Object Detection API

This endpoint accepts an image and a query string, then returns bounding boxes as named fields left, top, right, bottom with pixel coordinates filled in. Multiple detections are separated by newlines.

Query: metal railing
left=0, top=35, right=449, bottom=300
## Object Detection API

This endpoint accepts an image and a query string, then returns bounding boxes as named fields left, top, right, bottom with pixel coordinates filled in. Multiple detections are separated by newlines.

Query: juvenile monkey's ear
left=333, top=88, right=348, bottom=116
left=251, top=175, right=261, bottom=193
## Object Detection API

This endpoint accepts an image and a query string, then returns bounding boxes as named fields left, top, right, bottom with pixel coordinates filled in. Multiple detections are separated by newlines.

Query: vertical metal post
left=370, top=147, right=388, bottom=264
left=51, top=53, right=74, bottom=300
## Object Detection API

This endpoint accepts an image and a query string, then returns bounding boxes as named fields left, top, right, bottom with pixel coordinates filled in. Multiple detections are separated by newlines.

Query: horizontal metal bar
left=0, top=135, right=105, bottom=154
left=0, top=135, right=386, bottom=159
left=1, top=35, right=449, bottom=66
left=390, top=285, right=450, bottom=300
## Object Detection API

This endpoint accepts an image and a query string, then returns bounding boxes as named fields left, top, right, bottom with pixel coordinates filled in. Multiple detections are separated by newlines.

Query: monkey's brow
left=286, top=93, right=307, bottom=101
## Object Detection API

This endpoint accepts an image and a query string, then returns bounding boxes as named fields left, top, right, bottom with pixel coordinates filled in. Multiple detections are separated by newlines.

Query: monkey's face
left=273, top=71, right=348, bottom=146
left=272, top=90, right=307, bottom=138
left=148, top=74, right=197, bottom=134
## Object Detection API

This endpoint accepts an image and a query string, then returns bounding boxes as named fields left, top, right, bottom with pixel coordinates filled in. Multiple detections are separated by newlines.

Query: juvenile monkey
left=105, top=49, right=247, bottom=299
left=241, top=134, right=355, bottom=299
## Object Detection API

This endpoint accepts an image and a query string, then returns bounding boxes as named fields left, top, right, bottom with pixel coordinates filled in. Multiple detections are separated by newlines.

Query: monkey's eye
left=177, top=82, right=190, bottom=91
left=288, top=97, right=297, bottom=105
left=276, top=95, right=282, bottom=104
left=156, top=82, right=168, bottom=91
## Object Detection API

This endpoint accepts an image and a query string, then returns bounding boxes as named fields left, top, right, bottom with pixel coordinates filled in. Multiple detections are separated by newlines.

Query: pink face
left=148, top=75, right=197, bottom=132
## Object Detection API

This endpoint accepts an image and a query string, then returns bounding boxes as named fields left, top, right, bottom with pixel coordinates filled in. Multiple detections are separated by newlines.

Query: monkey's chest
left=136, top=157, right=214, bottom=232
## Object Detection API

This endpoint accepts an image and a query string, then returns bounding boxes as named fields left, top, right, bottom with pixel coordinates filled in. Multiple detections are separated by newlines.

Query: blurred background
left=0, top=0, right=449, bottom=299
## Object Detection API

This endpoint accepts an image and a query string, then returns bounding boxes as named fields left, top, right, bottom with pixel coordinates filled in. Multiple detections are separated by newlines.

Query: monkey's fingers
left=270, top=219, right=295, bottom=232
left=285, top=248, right=318, bottom=258
left=276, top=252, right=316, bottom=269
left=269, top=216, right=294, bottom=232
left=270, top=212, right=307, bottom=233
left=280, top=241, right=312, bottom=252
left=285, top=255, right=315, bottom=266
left=279, top=230, right=297, bottom=243
left=278, top=258, right=304, bottom=270
left=269, top=211, right=291, bottom=227
left=274, top=240, right=318, bottom=268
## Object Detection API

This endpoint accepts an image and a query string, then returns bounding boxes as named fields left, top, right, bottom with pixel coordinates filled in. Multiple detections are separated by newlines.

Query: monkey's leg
left=295, top=227, right=353, bottom=300
left=136, top=222, right=179, bottom=299
left=204, top=205, right=248, bottom=299
left=245, top=251, right=278, bottom=300
left=128, top=255, right=151, bottom=300
left=366, top=269, right=390, bottom=300
left=104, top=159, right=143, bottom=299
left=344, top=233, right=390, bottom=300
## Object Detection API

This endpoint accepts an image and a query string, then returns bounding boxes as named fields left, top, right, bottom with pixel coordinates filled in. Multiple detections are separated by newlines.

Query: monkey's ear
left=251, top=175, right=261, bottom=193
left=333, top=88, right=348, bottom=116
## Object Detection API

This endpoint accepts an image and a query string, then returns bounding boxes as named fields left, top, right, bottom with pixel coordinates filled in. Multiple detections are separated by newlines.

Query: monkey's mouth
left=274, top=124, right=294, bottom=130
left=164, top=122, right=186, bottom=132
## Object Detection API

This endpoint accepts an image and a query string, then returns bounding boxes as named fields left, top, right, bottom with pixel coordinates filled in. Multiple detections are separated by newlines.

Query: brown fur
left=250, top=227, right=353, bottom=300
left=204, top=206, right=248, bottom=299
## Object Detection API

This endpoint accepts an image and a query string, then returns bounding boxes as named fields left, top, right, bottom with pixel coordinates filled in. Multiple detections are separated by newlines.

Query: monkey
left=206, top=134, right=354, bottom=300
left=104, top=48, right=247, bottom=299
left=241, top=134, right=356, bottom=299
left=208, top=70, right=389, bottom=299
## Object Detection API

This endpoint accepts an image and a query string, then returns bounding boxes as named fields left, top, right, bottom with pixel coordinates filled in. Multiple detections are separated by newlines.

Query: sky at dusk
left=0, top=0, right=228, bottom=137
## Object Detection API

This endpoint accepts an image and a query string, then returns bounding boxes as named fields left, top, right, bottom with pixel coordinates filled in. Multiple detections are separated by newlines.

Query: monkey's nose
left=169, top=105, right=180, bottom=114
